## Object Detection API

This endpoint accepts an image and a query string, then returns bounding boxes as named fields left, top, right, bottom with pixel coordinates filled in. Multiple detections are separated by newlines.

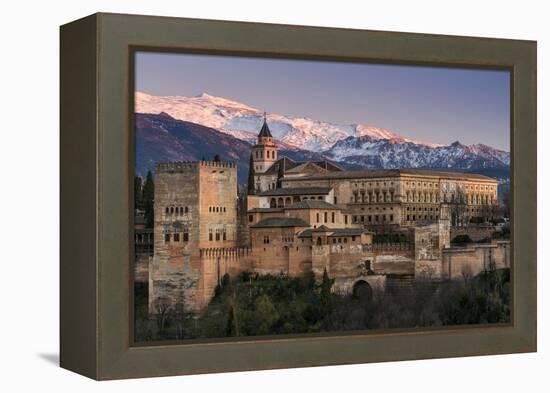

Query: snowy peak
left=135, top=91, right=438, bottom=151
left=325, top=135, right=510, bottom=170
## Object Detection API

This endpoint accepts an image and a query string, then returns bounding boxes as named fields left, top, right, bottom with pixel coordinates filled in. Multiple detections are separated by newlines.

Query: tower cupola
left=252, top=112, right=278, bottom=173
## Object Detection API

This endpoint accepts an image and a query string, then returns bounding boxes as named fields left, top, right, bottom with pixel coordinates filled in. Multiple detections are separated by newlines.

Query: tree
left=142, top=171, right=155, bottom=228
left=134, top=176, right=143, bottom=211
left=254, top=294, right=279, bottom=335
left=319, top=268, right=334, bottom=316
left=247, top=153, right=256, bottom=195
left=213, top=154, right=221, bottom=162
left=276, top=160, right=284, bottom=188
left=226, top=305, right=236, bottom=336
left=501, top=188, right=511, bottom=219
left=449, top=186, right=468, bottom=226
left=153, top=297, right=173, bottom=334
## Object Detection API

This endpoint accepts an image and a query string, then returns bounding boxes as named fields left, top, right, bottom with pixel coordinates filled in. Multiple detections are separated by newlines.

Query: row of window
left=351, top=192, right=393, bottom=203
left=442, top=194, right=495, bottom=205
left=359, top=206, right=394, bottom=211
left=316, top=211, right=337, bottom=224
left=406, top=192, right=438, bottom=203
left=208, top=229, right=227, bottom=241
left=353, top=214, right=394, bottom=223
left=405, top=215, right=439, bottom=222
left=208, top=206, right=227, bottom=213
left=406, top=206, right=440, bottom=212
left=269, top=195, right=324, bottom=208
left=442, top=183, right=496, bottom=192
left=164, top=232, right=189, bottom=242
left=165, top=206, right=189, bottom=215
left=353, top=181, right=394, bottom=188
left=254, top=149, right=276, bottom=160
left=405, top=181, right=436, bottom=188
left=260, top=235, right=358, bottom=247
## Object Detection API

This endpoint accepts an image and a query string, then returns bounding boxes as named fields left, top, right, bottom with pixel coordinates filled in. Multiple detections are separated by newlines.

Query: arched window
left=316, top=237, right=322, bottom=246
left=270, top=198, right=276, bottom=208
left=277, top=197, right=284, bottom=207
left=185, top=206, right=189, bottom=213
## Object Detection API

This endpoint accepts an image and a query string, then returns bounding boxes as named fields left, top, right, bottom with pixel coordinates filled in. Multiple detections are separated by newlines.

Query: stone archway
left=352, top=280, right=373, bottom=302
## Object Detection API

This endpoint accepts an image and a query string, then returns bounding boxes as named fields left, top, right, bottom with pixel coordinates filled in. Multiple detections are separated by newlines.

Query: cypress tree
left=142, top=170, right=155, bottom=228
left=226, top=305, right=236, bottom=337
left=276, top=159, right=284, bottom=188
left=134, top=175, right=143, bottom=211
left=213, top=154, right=221, bottom=162
left=319, top=268, right=334, bottom=316
left=247, top=153, right=256, bottom=195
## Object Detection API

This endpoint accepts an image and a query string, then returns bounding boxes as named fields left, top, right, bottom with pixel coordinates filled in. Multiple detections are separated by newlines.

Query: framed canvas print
left=60, top=13, right=537, bottom=380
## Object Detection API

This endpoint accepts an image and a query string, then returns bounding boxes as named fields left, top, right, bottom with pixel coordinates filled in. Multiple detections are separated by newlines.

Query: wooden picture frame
left=60, top=12, right=536, bottom=380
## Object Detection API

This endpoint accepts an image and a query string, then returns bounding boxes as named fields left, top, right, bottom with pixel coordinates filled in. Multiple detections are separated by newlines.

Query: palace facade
left=144, top=117, right=507, bottom=312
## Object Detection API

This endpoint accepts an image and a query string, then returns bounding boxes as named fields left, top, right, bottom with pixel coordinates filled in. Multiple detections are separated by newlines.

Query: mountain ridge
left=136, top=91, right=446, bottom=151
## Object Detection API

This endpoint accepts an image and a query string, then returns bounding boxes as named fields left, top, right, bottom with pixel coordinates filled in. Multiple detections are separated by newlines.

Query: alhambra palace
left=134, top=117, right=510, bottom=312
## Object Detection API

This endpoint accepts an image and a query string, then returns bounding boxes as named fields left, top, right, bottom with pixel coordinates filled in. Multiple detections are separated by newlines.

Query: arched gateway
left=352, top=280, right=373, bottom=302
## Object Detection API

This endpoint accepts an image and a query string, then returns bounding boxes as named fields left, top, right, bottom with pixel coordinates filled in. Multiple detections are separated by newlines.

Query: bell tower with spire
left=252, top=112, right=278, bottom=173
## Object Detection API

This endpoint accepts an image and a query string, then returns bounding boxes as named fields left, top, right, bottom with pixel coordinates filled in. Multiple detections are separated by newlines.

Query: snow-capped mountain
left=134, top=112, right=330, bottom=183
left=325, top=136, right=510, bottom=170
left=135, top=92, right=510, bottom=180
left=136, top=92, right=439, bottom=151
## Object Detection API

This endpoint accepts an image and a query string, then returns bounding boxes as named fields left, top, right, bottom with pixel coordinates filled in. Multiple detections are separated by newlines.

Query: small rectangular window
left=248, top=215, right=253, bottom=222
left=173, top=233, right=180, bottom=242
left=183, top=232, right=189, bottom=242
left=164, top=234, right=170, bottom=242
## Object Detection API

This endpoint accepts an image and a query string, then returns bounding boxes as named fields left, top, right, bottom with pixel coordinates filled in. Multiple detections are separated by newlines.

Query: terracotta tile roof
left=284, top=200, right=341, bottom=210
left=257, top=187, right=332, bottom=196
left=250, top=217, right=310, bottom=228
left=283, top=168, right=497, bottom=182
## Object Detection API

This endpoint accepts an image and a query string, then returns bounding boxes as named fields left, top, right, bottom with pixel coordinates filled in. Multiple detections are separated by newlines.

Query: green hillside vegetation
left=135, top=268, right=510, bottom=342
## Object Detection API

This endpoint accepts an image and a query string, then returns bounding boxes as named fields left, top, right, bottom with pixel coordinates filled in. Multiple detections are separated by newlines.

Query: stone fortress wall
left=146, top=160, right=509, bottom=312
left=143, top=119, right=508, bottom=313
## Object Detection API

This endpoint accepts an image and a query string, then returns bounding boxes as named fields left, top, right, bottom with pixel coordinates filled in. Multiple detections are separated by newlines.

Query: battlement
left=200, top=247, right=252, bottom=257
left=156, top=160, right=237, bottom=173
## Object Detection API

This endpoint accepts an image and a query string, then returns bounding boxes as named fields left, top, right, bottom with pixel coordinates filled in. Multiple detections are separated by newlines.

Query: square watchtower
left=149, top=160, right=238, bottom=313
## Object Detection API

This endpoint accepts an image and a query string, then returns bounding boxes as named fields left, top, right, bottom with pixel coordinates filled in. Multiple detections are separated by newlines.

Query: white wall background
left=0, top=0, right=546, bottom=391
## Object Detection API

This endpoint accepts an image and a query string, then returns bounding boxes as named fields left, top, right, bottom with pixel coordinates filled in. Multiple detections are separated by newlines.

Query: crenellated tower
left=252, top=112, right=278, bottom=173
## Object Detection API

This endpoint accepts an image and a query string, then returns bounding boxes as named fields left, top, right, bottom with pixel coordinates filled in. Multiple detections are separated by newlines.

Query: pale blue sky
left=136, top=52, right=510, bottom=151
